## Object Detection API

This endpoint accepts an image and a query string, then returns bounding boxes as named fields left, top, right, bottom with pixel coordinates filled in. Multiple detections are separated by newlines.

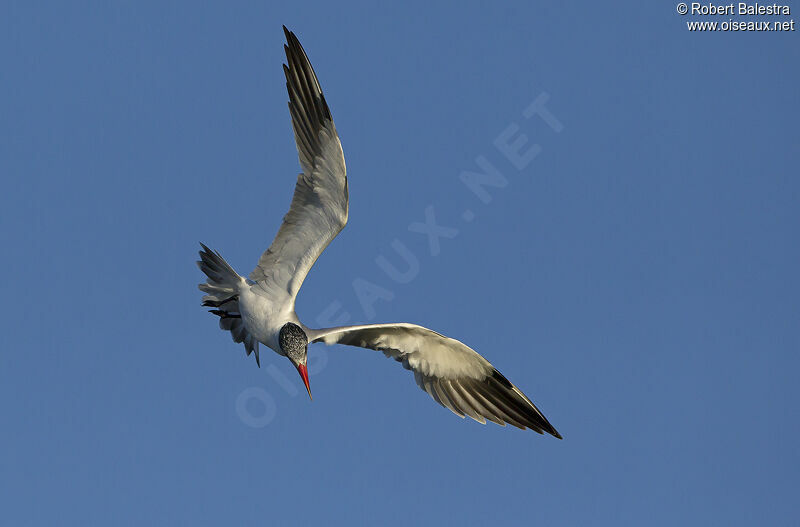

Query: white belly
left=238, top=285, right=297, bottom=355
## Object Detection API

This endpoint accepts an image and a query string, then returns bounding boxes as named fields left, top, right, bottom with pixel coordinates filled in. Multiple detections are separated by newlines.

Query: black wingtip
left=543, top=424, right=562, bottom=439
left=539, top=419, right=562, bottom=440
left=255, top=351, right=261, bottom=368
left=282, top=25, right=296, bottom=45
left=490, top=368, right=562, bottom=439
left=490, top=369, right=514, bottom=389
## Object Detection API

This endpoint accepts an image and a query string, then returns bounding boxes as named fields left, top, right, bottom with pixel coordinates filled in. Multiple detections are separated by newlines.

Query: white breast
left=238, top=285, right=295, bottom=355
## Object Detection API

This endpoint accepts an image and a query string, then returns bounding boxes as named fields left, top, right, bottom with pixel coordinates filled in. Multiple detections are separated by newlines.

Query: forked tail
left=196, top=243, right=260, bottom=366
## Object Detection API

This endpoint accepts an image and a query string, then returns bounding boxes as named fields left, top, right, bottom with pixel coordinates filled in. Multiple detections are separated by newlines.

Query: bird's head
left=279, top=322, right=311, bottom=399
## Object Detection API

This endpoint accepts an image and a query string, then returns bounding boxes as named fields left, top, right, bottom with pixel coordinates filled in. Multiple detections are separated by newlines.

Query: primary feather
left=249, top=27, right=348, bottom=307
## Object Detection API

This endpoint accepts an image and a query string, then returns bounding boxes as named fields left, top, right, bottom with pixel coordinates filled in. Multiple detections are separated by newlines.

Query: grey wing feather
left=308, top=323, right=561, bottom=438
left=250, top=27, right=348, bottom=302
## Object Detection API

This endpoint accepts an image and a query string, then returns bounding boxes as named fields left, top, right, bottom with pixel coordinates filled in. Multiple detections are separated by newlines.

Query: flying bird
left=197, top=27, right=561, bottom=437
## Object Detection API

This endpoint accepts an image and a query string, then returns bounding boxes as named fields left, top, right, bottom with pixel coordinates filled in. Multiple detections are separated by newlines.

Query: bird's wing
left=307, top=323, right=561, bottom=437
left=249, top=27, right=348, bottom=304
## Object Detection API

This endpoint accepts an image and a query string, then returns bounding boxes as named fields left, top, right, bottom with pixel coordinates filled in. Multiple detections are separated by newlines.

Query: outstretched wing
left=307, top=323, right=561, bottom=437
left=250, top=26, right=348, bottom=304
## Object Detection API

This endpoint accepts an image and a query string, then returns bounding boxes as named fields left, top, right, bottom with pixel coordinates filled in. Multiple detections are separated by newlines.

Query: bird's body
left=237, top=283, right=292, bottom=354
left=197, top=27, right=561, bottom=437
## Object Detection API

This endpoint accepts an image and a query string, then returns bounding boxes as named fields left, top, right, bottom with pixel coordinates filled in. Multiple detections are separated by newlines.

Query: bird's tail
left=196, top=243, right=260, bottom=366
left=197, top=243, right=243, bottom=299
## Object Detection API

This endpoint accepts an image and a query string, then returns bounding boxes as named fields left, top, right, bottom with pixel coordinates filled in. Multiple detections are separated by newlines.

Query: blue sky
left=1, top=1, right=798, bottom=525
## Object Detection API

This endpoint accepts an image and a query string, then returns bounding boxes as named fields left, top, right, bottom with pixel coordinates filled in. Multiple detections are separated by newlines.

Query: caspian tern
left=198, top=27, right=561, bottom=437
